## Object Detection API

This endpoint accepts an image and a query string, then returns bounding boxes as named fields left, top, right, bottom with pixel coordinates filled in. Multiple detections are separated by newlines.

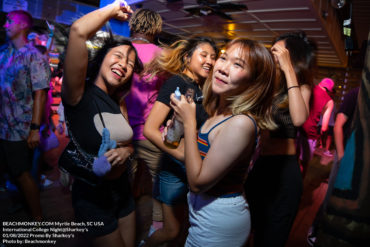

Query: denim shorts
left=153, top=154, right=188, bottom=205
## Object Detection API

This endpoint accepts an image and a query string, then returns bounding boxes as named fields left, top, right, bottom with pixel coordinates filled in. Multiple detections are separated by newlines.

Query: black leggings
left=245, top=155, right=302, bottom=247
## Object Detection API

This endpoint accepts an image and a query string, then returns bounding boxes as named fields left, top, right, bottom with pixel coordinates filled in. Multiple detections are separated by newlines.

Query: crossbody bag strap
left=93, top=99, right=106, bottom=128
left=64, top=118, right=94, bottom=160
left=63, top=98, right=106, bottom=159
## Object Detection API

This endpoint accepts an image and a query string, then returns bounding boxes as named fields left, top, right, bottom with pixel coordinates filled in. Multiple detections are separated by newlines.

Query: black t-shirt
left=338, top=87, right=359, bottom=144
left=63, top=85, right=132, bottom=155
left=156, top=74, right=208, bottom=129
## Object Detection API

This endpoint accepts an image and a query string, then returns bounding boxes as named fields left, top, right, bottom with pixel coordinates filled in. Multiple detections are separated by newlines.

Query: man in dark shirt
left=334, top=87, right=359, bottom=160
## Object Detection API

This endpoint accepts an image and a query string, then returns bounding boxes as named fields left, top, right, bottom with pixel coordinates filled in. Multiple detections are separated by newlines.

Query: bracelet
left=30, top=123, right=40, bottom=130
left=287, top=85, right=300, bottom=91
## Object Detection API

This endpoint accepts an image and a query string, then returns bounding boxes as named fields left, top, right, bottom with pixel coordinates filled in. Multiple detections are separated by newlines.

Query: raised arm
left=62, top=0, right=132, bottom=106
left=271, top=42, right=311, bottom=126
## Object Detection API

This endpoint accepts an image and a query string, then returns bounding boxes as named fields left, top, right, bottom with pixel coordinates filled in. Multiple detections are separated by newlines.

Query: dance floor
left=0, top=114, right=334, bottom=247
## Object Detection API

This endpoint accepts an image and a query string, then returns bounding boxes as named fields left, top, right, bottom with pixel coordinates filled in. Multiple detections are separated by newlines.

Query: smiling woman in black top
left=62, top=1, right=142, bottom=246
left=143, top=37, right=217, bottom=246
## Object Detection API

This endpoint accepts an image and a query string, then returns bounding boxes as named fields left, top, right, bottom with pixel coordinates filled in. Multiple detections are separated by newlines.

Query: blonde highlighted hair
left=144, top=36, right=217, bottom=81
left=203, top=38, right=276, bottom=130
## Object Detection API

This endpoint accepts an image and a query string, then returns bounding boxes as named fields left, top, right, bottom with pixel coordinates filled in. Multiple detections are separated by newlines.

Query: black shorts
left=71, top=171, right=135, bottom=237
left=0, top=139, right=33, bottom=178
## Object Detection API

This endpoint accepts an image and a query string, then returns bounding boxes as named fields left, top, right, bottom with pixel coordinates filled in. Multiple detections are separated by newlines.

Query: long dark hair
left=273, top=31, right=317, bottom=106
left=87, top=32, right=143, bottom=96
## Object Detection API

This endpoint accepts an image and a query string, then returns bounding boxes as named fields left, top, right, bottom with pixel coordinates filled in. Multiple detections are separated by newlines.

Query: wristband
left=287, top=85, right=300, bottom=91
left=30, top=123, right=40, bottom=130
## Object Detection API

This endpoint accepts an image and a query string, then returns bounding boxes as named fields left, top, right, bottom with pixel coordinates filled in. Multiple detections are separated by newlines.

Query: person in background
left=170, top=38, right=276, bottom=247
left=62, top=1, right=142, bottom=246
left=143, top=36, right=217, bottom=246
left=245, top=31, right=316, bottom=247
left=317, top=104, right=336, bottom=157
left=300, top=78, right=335, bottom=173
left=124, top=8, right=165, bottom=234
left=32, top=25, right=59, bottom=188
left=334, top=87, right=359, bottom=161
left=306, top=86, right=359, bottom=247
left=56, top=101, right=68, bottom=136
left=0, top=10, right=50, bottom=221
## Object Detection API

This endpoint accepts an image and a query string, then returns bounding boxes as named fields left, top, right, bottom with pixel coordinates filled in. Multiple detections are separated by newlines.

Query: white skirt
left=185, top=192, right=251, bottom=247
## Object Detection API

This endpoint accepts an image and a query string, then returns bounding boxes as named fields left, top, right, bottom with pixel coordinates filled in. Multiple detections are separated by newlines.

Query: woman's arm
left=171, top=95, right=255, bottom=193
left=271, top=43, right=311, bottom=126
left=187, top=116, right=254, bottom=193
left=144, top=101, right=185, bottom=161
left=62, top=0, right=132, bottom=106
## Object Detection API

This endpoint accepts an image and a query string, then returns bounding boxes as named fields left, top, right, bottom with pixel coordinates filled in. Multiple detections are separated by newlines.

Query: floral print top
left=0, top=42, right=50, bottom=141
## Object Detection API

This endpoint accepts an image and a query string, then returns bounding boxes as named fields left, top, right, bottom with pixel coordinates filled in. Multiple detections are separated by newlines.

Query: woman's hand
left=161, top=119, right=185, bottom=162
left=103, top=146, right=133, bottom=179
left=112, top=0, right=133, bottom=21
left=271, top=42, right=294, bottom=74
left=105, top=146, right=132, bottom=167
left=170, top=93, right=196, bottom=128
left=172, top=138, right=185, bottom=162
left=161, top=119, right=173, bottom=141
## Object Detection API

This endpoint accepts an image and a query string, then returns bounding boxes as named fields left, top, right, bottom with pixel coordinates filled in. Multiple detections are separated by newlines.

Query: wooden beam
left=310, top=0, right=348, bottom=67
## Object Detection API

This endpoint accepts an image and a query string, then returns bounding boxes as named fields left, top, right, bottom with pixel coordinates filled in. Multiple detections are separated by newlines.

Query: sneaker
left=307, top=226, right=316, bottom=247
left=323, top=150, right=333, bottom=157
left=138, top=226, right=156, bottom=247
left=148, top=225, right=156, bottom=237
left=42, top=178, right=54, bottom=188
left=5, top=180, right=18, bottom=191
left=138, top=240, right=145, bottom=247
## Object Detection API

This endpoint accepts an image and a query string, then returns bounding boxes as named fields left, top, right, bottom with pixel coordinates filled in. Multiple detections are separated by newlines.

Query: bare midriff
left=260, top=132, right=296, bottom=155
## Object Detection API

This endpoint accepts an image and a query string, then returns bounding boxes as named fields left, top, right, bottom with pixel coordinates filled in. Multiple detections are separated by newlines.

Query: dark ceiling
left=47, top=0, right=370, bottom=68
left=74, top=0, right=369, bottom=49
